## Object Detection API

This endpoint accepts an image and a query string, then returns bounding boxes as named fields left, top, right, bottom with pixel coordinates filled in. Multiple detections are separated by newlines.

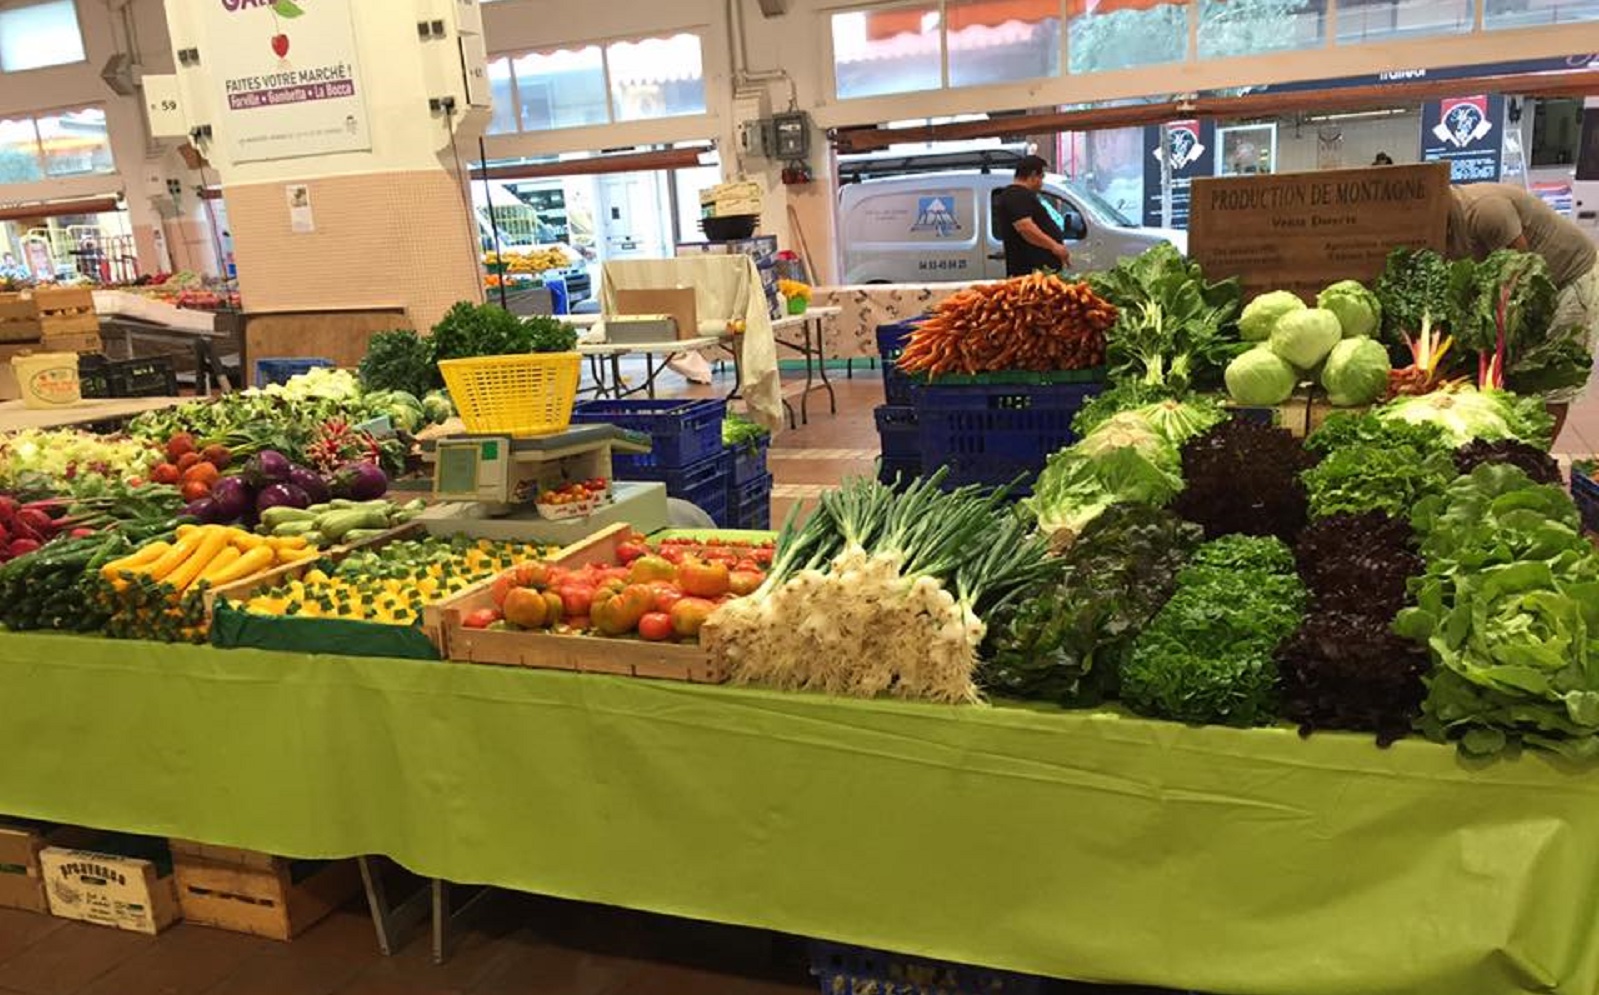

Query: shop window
left=35, top=108, right=112, bottom=177
left=832, top=5, right=943, bottom=99
left=948, top=0, right=1062, bottom=87
left=0, top=0, right=85, bottom=73
left=1068, top=0, right=1187, bottom=74
left=486, top=57, right=517, bottom=135
left=1335, top=0, right=1473, bottom=41
left=1485, top=0, right=1599, bottom=27
left=515, top=46, right=608, bottom=131
left=605, top=35, right=707, bottom=121
left=1197, top=0, right=1325, bottom=59
left=0, top=117, right=44, bottom=183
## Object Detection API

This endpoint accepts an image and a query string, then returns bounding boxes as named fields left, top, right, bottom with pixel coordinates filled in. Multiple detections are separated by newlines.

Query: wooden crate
left=429, top=523, right=728, bottom=683
left=0, top=294, right=40, bottom=343
left=0, top=823, right=136, bottom=914
left=35, top=288, right=98, bottom=339
left=170, top=841, right=360, bottom=941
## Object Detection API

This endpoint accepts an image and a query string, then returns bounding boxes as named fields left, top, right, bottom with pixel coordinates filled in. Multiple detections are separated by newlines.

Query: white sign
left=143, top=75, right=188, bottom=139
left=201, top=0, right=371, bottom=164
left=286, top=184, right=314, bottom=233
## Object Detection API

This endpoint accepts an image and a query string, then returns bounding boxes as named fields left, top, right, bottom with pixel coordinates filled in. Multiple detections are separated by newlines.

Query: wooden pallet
left=428, top=523, right=728, bottom=683
left=170, top=841, right=360, bottom=941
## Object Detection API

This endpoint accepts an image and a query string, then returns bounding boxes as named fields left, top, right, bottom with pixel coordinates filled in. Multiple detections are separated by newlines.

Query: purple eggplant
left=184, top=498, right=222, bottom=524
left=210, top=476, right=253, bottom=522
left=256, top=482, right=311, bottom=512
left=333, top=461, right=388, bottom=501
left=287, top=465, right=331, bottom=505
left=243, top=449, right=292, bottom=489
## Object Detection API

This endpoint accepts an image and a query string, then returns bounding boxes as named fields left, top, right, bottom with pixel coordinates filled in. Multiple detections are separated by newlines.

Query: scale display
left=434, top=440, right=502, bottom=501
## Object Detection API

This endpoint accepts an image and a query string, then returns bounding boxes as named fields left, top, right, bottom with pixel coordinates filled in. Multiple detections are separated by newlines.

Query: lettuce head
left=1239, top=291, right=1306, bottom=343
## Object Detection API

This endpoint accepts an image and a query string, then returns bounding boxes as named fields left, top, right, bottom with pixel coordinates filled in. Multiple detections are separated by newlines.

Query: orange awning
left=865, top=0, right=1179, bottom=39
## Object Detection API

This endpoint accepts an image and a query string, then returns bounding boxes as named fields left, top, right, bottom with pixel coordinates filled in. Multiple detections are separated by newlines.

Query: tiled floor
left=3, top=362, right=1596, bottom=994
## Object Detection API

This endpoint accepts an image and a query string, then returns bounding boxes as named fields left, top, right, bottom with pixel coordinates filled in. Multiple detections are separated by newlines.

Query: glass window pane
left=832, top=6, right=943, bottom=99
left=1198, top=0, right=1325, bottom=59
left=486, top=57, right=517, bottom=135
left=0, top=117, right=43, bottom=183
left=606, top=34, right=707, bottom=120
left=1336, top=0, right=1473, bottom=41
left=0, top=1, right=86, bottom=72
left=515, top=46, right=609, bottom=131
left=1486, top=0, right=1599, bottom=27
left=947, top=0, right=1061, bottom=88
left=37, top=107, right=112, bottom=177
left=1068, top=0, right=1187, bottom=73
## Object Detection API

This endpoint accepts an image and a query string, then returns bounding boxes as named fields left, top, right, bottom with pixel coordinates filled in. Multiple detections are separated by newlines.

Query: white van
left=838, top=170, right=1185, bottom=284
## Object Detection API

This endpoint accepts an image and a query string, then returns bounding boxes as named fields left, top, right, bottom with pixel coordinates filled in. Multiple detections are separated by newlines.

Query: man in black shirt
left=994, top=156, right=1070, bottom=277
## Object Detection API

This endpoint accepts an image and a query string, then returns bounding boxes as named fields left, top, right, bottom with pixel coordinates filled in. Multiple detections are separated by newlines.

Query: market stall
left=0, top=244, right=1596, bottom=995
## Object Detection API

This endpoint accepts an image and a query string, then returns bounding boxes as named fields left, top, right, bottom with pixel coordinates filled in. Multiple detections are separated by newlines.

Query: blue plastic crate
left=255, top=357, right=333, bottom=387
left=1574, top=468, right=1598, bottom=535
left=808, top=941, right=1050, bottom=995
left=878, top=456, right=922, bottom=488
left=573, top=398, right=727, bottom=470
left=727, top=472, right=773, bottom=530
left=874, top=404, right=919, bottom=460
left=622, top=450, right=731, bottom=524
left=915, top=381, right=1103, bottom=491
left=728, top=438, right=770, bottom=486
left=877, top=320, right=925, bottom=406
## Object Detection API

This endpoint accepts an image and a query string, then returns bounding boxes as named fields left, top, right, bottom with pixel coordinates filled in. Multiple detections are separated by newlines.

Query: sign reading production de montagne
left=1189, top=164, right=1451, bottom=302
left=205, top=0, right=371, bottom=164
left=1419, top=94, right=1505, bottom=185
left=1142, top=120, right=1216, bottom=229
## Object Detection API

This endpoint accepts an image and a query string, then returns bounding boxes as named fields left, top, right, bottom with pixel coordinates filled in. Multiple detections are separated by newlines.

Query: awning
left=0, top=196, right=121, bottom=223
left=862, top=0, right=1177, bottom=39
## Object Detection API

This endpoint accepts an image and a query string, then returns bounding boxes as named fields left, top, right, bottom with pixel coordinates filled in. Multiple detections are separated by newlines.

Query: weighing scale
left=416, top=424, right=672, bottom=542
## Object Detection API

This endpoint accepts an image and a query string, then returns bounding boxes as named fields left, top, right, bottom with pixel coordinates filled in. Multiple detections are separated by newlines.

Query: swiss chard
left=1088, top=244, right=1244, bottom=393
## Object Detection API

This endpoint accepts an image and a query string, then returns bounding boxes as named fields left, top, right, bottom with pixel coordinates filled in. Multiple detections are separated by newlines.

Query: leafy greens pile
left=1454, top=438, right=1562, bottom=486
left=1279, top=512, right=1429, bottom=745
left=1376, top=388, right=1554, bottom=449
left=1396, top=464, right=1599, bottom=758
left=1301, top=412, right=1455, bottom=520
left=983, top=505, right=1201, bottom=706
left=429, top=302, right=577, bottom=362
left=1025, top=399, right=1223, bottom=537
left=1120, top=535, right=1307, bottom=727
left=1173, top=419, right=1312, bottom=543
left=1374, top=248, right=1456, bottom=355
left=358, top=329, right=443, bottom=398
left=1447, top=250, right=1593, bottom=396
left=1087, top=244, right=1244, bottom=393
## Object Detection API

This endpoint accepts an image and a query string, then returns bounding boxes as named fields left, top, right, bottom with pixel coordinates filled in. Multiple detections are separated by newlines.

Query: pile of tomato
left=463, top=533, right=774, bottom=642
left=537, top=478, right=609, bottom=506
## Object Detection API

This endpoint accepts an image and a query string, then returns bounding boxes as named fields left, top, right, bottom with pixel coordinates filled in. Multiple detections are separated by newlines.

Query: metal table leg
left=358, top=856, right=429, bottom=957
left=431, top=879, right=493, bottom=966
left=812, top=316, right=837, bottom=416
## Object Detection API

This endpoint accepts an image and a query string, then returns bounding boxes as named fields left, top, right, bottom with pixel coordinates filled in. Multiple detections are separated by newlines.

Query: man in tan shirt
left=1447, top=183, right=1599, bottom=422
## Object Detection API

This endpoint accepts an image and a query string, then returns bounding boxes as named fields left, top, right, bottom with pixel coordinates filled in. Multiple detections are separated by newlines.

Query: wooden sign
left=1189, top=163, right=1451, bottom=302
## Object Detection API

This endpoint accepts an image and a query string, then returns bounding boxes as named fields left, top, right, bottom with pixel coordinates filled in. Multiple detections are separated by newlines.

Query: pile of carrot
left=896, top=274, right=1117, bottom=376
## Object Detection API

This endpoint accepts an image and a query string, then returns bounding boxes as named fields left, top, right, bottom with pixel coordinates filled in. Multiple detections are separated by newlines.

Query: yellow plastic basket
left=438, top=352, right=582, bottom=436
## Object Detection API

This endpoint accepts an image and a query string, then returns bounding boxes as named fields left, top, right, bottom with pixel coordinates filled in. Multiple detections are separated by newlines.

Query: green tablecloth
left=1, top=634, right=1596, bottom=995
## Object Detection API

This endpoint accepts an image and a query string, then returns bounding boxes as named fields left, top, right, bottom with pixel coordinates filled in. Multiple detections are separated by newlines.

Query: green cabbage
left=1317, top=280, right=1382, bottom=339
left=1225, top=347, right=1297, bottom=406
left=1320, top=337, right=1391, bottom=407
left=1375, top=389, right=1555, bottom=448
left=1239, top=291, right=1305, bottom=342
left=1024, top=424, right=1183, bottom=537
left=421, top=390, right=456, bottom=425
left=1269, top=308, right=1342, bottom=372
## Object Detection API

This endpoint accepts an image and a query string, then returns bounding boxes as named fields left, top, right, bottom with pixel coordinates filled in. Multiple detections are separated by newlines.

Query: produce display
left=95, top=525, right=319, bottom=642
left=894, top=273, right=1116, bottom=375
left=238, top=536, right=557, bottom=625
left=0, top=251, right=1586, bottom=773
left=461, top=534, right=770, bottom=641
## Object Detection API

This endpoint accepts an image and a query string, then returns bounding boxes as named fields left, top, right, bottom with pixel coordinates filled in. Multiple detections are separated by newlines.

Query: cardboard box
left=706, top=197, right=764, bottom=218
left=171, top=841, right=360, bottom=941
left=615, top=288, right=699, bottom=341
left=40, top=841, right=181, bottom=934
left=700, top=181, right=762, bottom=206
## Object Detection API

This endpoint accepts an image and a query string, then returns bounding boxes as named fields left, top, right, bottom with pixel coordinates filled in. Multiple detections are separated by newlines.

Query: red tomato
left=734, top=559, right=759, bottom=574
left=659, top=546, right=685, bottom=565
left=491, top=572, right=517, bottom=608
left=729, top=570, right=763, bottom=597
left=652, top=586, right=684, bottom=614
left=752, top=547, right=774, bottom=566
left=638, top=612, right=674, bottom=642
left=616, top=541, right=648, bottom=564
left=601, top=566, right=631, bottom=585
left=559, top=584, right=595, bottom=618
left=463, top=608, right=500, bottom=629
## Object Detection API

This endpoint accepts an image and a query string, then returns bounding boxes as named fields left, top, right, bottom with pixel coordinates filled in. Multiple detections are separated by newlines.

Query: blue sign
left=911, top=196, right=962, bottom=237
left=1420, top=94, right=1505, bottom=185
left=1143, top=120, right=1216, bottom=229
